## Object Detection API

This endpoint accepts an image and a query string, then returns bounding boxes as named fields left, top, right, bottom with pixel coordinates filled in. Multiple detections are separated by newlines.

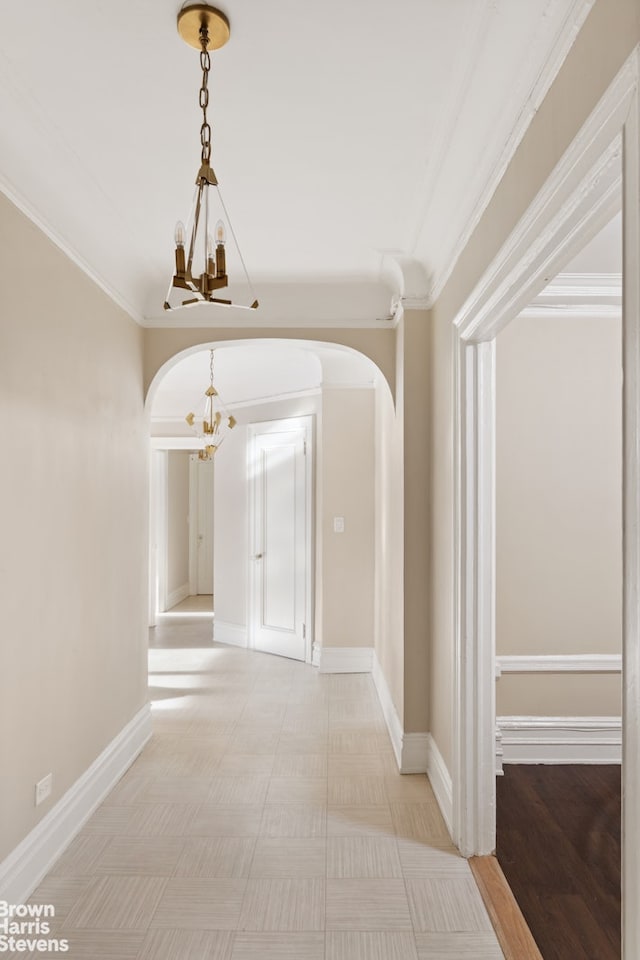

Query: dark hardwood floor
left=496, top=764, right=621, bottom=960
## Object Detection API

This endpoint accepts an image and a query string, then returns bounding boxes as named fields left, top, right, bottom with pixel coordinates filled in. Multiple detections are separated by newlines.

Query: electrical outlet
left=35, top=773, right=52, bottom=807
left=333, top=516, right=345, bottom=533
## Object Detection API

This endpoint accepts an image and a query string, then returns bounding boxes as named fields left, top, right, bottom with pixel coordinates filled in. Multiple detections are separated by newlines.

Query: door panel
left=263, top=443, right=297, bottom=630
left=249, top=418, right=311, bottom=661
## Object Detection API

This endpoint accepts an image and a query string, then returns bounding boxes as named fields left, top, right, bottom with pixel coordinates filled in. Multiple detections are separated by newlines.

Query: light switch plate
left=35, top=773, right=52, bottom=806
left=333, top=516, right=345, bottom=533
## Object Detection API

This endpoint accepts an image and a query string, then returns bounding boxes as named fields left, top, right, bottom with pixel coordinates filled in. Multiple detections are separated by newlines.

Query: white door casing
left=248, top=416, right=313, bottom=662
left=452, top=47, right=640, bottom=958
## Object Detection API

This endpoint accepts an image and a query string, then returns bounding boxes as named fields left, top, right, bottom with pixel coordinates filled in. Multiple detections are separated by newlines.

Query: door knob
left=252, top=553, right=263, bottom=560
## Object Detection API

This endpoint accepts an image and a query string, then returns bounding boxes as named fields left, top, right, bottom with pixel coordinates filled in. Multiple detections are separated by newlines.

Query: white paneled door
left=248, top=417, right=312, bottom=662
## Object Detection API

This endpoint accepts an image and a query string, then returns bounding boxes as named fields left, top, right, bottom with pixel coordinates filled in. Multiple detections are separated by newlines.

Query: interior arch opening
left=147, top=338, right=395, bottom=675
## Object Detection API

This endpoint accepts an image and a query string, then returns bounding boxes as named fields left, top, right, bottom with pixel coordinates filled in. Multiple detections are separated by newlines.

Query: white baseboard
left=371, top=651, right=427, bottom=773
left=0, top=704, right=152, bottom=905
left=371, top=653, right=452, bottom=835
left=427, top=734, right=453, bottom=836
left=497, top=715, right=622, bottom=766
left=402, top=733, right=430, bottom=775
left=311, top=642, right=320, bottom=668
left=371, top=652, right=403, bottom=769
left=370, top=652, right=429, bottom=770
left=165, top=582, right=190, bottom=611
left=318, top=646, right=373, bottom=673
left=213, top=620, right=248, bottom=648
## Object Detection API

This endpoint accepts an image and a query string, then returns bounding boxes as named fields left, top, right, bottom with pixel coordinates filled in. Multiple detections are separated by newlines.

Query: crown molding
left=0, top=176, right=144, bottom=326
left=227, top=386, right=321, bottom=409
left=400, top=296, right=432, bottom=312
left=426, top=0, right=596, bottom=309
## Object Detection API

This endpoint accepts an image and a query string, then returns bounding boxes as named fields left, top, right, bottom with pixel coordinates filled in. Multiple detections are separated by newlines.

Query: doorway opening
left=452, top=46, right=640, bottom=960
left=148, top=449, right=214, bottom=623
left=493, top=212, right=622, bottom=959
left=147, top=338, right=390, bottom=667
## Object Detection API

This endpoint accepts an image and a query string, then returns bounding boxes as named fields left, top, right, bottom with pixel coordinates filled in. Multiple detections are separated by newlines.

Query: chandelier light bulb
left=214, top=219, right=226, bottom=277
left=174, top=221, right=186, bottom=247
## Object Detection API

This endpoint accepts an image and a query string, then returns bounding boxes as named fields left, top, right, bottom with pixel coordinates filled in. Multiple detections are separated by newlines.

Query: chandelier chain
left=209, top=349, right=215, bottom=383
left=199, top=25, right=212, bottom=164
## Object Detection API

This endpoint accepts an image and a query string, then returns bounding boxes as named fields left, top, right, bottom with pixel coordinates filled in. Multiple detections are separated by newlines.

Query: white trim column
left=622, top=72, right=640, bottom=960
left=453, top=336, right=496, bottom=856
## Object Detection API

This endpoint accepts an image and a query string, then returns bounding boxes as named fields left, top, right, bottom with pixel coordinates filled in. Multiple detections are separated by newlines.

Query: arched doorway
left=146, top=338, right=395, bottom=672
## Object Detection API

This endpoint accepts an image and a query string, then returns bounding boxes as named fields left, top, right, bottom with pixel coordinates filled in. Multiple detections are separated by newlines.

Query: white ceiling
left=0, top=0, right=593, bottom=325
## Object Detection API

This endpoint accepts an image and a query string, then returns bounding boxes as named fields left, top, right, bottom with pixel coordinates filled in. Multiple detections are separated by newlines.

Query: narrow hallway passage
left=27, top=616, right=504, bottom=959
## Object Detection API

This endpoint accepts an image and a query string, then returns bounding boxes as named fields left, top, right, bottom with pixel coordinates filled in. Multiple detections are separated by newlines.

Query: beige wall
left=496, top=314, right=622, bottom=716
left=322, top=389, right=375, bottom=648
left=428, top=0, right=639, bottom=773
left=428, top=311, right=454, bottom=765
left=497, top=674, right=622, bottom=717
left=373, top=310, right=431, bottom=733
left=166, top=452, right=190, bottom=602
left=0, top=193, right=148, bottom=861
left=374, top=375, right=404, bottom=718
left=401, top=311, right=431, bottom=734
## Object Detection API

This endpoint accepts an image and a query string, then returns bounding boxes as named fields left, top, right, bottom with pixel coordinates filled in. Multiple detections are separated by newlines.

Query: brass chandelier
left=165, top=3, right=258, bottom=311
left=186, top=349, right=236, bottom=459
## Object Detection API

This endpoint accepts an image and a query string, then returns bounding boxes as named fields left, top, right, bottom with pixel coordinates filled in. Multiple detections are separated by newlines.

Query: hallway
left=27, top=617, right=503, bottom=959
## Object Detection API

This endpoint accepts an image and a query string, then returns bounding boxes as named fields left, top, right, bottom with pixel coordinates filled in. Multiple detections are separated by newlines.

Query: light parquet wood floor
left=26, top=615, right=505, bottom=959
